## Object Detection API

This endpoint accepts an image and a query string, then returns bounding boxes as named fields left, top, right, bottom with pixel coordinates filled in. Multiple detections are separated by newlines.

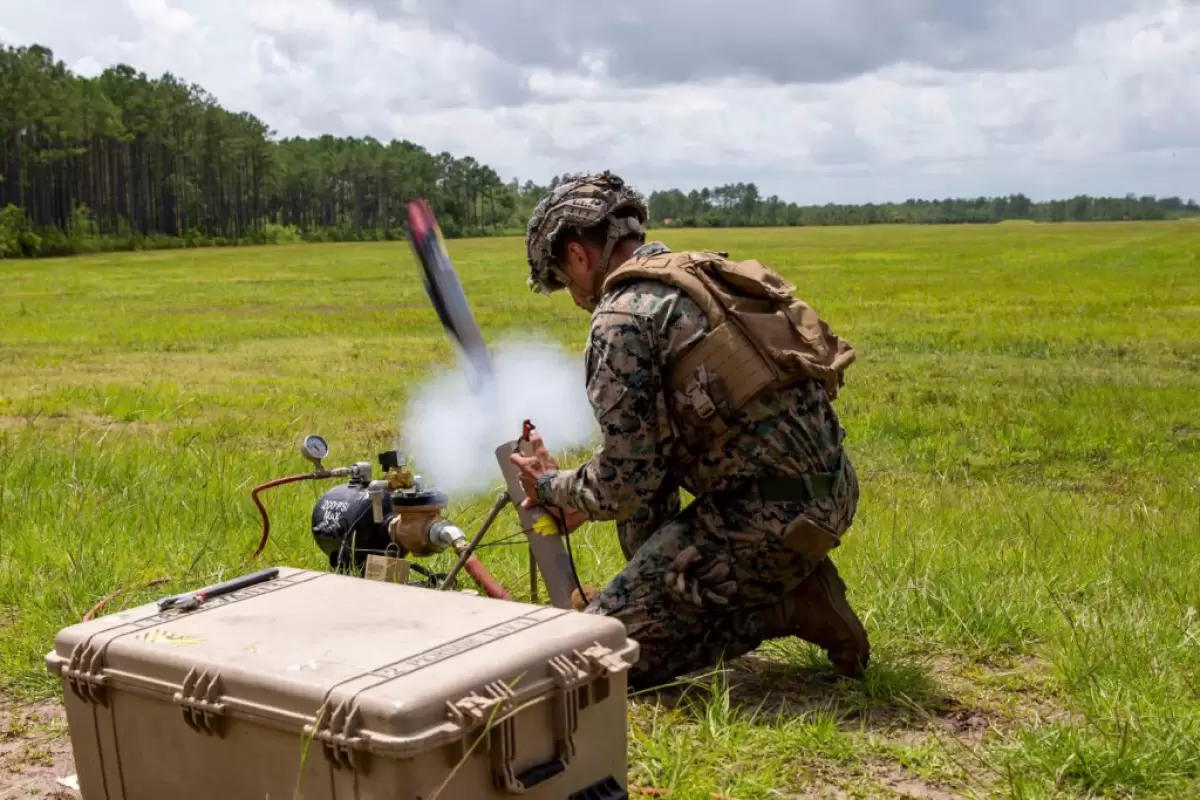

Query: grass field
left=1, top=221, right=1198, bottom=798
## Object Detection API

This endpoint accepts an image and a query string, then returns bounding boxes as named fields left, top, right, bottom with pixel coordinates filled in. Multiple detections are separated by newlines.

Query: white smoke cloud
left=398, top=337, right=599, bottom=498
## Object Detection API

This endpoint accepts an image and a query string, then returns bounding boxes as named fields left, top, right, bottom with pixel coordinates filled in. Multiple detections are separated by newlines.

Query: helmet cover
left=524, top=170, right=648, bottom=295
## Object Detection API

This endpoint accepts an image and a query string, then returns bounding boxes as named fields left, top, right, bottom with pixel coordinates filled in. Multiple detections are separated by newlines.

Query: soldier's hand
left=510, top=432, right=590, bottom=530
left=524, top=430, right=559, bottom=471
left=510, top=450, right=543, bottom=505
left=510, top=430, right=559, bottom=506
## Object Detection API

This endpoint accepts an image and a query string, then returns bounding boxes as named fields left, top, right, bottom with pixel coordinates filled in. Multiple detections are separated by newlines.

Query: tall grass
left=2, top=222, right=1197, bottom=797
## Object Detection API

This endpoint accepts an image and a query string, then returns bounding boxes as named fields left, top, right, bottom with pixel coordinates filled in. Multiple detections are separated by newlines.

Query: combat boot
left=767, top=557, right=869, bottom=678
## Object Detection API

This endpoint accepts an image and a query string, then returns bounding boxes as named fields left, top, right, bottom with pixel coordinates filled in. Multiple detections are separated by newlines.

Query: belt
left=757, top=471, right=841, bottom=503
left=723, top=453, right=847, bottom=505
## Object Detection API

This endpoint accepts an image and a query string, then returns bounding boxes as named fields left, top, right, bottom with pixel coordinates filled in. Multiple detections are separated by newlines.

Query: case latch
left=62, top=642, right=108, bottom=705
left=579, top=643, right=632, bottom=675
left=174, top=667, right=227, bottom=736
left=309, top=699, right=369, bottom=773
left=446, top=692, right=506, bottom=726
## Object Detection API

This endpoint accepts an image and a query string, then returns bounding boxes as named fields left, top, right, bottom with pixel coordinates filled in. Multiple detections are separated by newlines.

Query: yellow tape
left=137, top=629, right=202, bottom=646
left=532, top=515, right=560, bottom=537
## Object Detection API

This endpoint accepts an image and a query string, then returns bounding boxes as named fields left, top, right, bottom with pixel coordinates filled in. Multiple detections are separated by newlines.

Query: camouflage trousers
left=584, top=458, right=859, bottom=691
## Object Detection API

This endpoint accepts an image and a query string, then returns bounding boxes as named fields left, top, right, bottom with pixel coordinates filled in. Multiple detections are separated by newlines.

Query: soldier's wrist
left=536, top=471, right=558, bottom=504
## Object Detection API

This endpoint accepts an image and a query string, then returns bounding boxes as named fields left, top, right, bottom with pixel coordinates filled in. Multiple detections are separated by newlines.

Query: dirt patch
left=780, top=788, right=851, bottom=799
left=933, top=706, right=992, bottom=747
left=642, top=650, right=958, bottom=730
left=929, top=653, right=1073, bottom=730
left=633, top=648, right=1072, bottom=799
left=0, top=699, right=77, bottom=799
left=866, top=762, right=970, bottom=799
left=772, top=760, right=973, bottom=800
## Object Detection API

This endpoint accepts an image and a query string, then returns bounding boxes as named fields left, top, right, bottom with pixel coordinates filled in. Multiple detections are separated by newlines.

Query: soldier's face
left=561, top=241, right=603, bottom=310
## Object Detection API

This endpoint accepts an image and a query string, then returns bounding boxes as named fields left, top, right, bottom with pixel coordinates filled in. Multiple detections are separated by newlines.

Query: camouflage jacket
left=537, top=241, right=850, bottom=524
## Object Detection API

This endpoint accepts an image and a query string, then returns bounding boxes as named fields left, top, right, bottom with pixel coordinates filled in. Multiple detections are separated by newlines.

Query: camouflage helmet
left=524, top=170, right=648, bottom=295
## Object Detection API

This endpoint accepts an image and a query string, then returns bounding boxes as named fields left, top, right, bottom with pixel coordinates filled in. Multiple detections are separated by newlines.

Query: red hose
left=251, top=474, right=317, bottom=559
left=82, top=577, right=171, bottom=621
left=464, top=555, right=512, bottom=601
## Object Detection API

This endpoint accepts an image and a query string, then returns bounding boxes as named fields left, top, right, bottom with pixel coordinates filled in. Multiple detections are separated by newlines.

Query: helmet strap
left=586, top=214, right=644, bottom=309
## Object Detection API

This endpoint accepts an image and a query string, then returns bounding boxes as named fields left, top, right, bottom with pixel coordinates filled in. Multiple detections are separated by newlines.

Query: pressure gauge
left=300, top=435, right=329, bottom=464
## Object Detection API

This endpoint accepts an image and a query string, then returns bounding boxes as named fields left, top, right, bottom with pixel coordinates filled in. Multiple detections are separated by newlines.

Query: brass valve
left=387, top=506, right=448, bottom=557
left=387, top=467, right=414, bottom=491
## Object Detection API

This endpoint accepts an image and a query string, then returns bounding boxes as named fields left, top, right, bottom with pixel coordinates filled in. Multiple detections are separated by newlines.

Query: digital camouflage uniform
left=525, top=173, right=868, bottom=691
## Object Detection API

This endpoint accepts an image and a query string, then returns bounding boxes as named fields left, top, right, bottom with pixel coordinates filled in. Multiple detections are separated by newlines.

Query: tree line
left=1, top=43, right=1195, bottom=259
left=0, top=43, right=550, bottom=258
left=646, top=184, right=1198, bottom=227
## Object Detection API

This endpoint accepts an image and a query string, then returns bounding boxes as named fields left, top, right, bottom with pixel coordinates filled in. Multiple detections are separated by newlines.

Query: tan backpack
left=601, top=249, right=855, bottom=435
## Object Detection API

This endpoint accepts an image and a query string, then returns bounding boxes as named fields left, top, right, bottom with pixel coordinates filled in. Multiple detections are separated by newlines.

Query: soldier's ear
left=564, top=240, right=589, bottom=273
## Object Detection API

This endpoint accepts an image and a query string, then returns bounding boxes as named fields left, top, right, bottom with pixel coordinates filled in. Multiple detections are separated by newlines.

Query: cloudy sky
left=2, top=0, right=1198, bottom=204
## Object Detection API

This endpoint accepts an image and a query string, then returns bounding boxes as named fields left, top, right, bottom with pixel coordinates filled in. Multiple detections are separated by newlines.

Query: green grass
left=2, top=221, right=1198, bottom=798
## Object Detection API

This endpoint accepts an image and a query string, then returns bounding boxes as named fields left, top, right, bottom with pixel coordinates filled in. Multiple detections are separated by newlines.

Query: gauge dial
left=301, top=435, right=329, bottom=461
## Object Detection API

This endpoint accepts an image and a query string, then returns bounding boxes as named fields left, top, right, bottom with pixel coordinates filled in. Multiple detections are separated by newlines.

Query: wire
left=564, top=531, right=587, bottom=603
left=475, top=531, right=526, bottom=549
left=545, top=504, right=588, bottom=602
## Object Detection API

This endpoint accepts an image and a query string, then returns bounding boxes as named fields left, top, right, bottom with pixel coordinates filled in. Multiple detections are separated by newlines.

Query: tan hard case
left=45, top=567, right=639, bottom=799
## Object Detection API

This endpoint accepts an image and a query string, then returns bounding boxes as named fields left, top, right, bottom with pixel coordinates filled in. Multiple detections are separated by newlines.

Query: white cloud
left=128, top=0, right=197, bottom=41
left=2, top=0, right=1197, bottom=203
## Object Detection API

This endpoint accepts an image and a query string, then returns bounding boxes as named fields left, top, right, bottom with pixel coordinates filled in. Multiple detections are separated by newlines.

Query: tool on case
left=157, top=568, right=280, bottom=612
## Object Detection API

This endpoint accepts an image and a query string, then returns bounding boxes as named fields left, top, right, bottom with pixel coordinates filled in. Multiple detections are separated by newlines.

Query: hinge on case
left=309, top=700, right=368, bottom=774
left=174, top=668, right=226, bottom=736
left=62, top=642, right=108, bottom=705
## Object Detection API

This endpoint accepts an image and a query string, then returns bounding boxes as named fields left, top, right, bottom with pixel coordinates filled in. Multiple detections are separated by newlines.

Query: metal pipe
left=368, top=480, right=390, bottom=523
left=438, top=491, right=510, bottom=591
left=426, top=521, right=465, bottom=551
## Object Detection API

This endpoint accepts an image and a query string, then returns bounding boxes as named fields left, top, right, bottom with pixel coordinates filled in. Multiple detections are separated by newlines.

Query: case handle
left=487, top=665, right=582, bottom=794
left=491, top=709, right=573, bottom=794
left=512, top=756, right=567, bottom=790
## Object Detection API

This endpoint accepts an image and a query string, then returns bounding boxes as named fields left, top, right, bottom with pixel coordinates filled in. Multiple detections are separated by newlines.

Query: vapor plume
left=398, top=337, right=599, bottom=497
